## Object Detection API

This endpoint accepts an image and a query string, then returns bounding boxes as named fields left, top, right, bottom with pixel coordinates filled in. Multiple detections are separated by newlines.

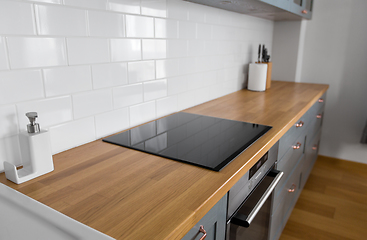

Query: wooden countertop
left=0, top=81, right=328, bottom=240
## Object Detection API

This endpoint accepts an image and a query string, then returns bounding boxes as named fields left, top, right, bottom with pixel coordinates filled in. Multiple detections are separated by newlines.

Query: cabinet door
left=275, top=0, right=291, bottom=11
left=270, top=155, right=304, bottom=240
left=260, top=0, right=276, bottom=4
left=182, top=194, right=227, bottom=240
left=260, top=0, right=290, bottom=11
left=301, top=131, right=321, bottom=189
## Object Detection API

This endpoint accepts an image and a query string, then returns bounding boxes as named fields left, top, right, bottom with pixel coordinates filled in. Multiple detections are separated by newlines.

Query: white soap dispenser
left=4, top=112, right=54, bottom=184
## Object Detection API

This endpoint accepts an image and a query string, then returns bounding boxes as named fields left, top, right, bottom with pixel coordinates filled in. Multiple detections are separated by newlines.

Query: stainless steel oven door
left=227, top=169, right=283, bottom=240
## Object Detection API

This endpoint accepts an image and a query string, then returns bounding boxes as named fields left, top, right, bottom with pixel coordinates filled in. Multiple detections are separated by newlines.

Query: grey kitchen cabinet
left=260, top=0, right=290, bottom=11
left=274, top=0, right=291, bottom=11
left=290, top=0, right=313, bottom=19
left=185, top=0, right=313, bottom=21
left=270, top=93, right=325, bottom=240
left=182, top=194, right=227, bottom=240
left=259, top=0, right=312, bottom=19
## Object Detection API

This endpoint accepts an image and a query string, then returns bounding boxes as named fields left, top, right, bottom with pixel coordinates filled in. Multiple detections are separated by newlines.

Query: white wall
left=0, top=0, right=274, bottom=172
left=271, top=21, right=301, bottom=82
left=281, top=0, right=367, bottom=163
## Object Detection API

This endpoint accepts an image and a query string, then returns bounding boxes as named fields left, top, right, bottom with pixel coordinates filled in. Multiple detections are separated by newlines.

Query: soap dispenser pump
left=4, top=112, right=54, bottom=184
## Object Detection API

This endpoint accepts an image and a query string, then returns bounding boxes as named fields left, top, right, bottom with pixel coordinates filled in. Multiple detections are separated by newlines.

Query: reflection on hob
left=103, top=112, right=271, bottom=171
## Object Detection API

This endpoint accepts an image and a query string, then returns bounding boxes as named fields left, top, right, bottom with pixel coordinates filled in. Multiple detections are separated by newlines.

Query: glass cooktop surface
left=103, top=112, right=272, bottom=171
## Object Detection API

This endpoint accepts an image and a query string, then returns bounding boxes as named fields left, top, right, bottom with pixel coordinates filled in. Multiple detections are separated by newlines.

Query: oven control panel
left=227, top=141, right=279, bottom=219
left=249, top=152, right=268, bottom=179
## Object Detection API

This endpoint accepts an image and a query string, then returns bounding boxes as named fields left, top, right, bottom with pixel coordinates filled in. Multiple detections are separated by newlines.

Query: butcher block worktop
left=0, top=81, right=329, bottom=240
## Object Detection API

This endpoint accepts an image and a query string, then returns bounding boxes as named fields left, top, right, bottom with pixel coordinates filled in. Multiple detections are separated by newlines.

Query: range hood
left=184, top=0, right=306, bottom=21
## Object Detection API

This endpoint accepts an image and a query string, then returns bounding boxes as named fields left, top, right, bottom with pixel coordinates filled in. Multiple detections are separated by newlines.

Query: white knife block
left=248, top=63, right=268, bottom=91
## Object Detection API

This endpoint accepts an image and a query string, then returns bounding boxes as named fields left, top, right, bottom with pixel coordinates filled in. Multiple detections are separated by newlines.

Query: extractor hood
left=184, top=0, right=307, bottom=21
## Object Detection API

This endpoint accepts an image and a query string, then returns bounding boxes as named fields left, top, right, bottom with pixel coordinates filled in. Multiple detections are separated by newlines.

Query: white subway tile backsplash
left=73, top=89, right=113, bottom=119
left=126, top=15, right=154, bottom=38
left=209, top=55, right=225, bottom=71
left=92, top=63, right=128, bottom=89
left=156, top=96, right=177, bottom=118
left=113, top=83, right=143, bottom=109
left=195, top=87, right=211, bottom=105
left=23, top=0, right=62, bottom=3
left=35, top=5, right=87, bottom=36
left=64, top=0, right=107, bottom=10
left=209, top=84, right=225, bottom=100
left=43, top=66, right=92, bottom=97
left=67, top=38, right=109, bottom=65
left=109, top=0, right=140, bottom=14
left=7, top=37, right=67, bottom=69
left=0, top=135, right=21, bottom=172
left=88, top=11, right=125, bottom=37
left=187, top=72, right=203, bottom=91
left=144, top=79, right=167, bottom=101
left=110, top=39, right=141, bottom=62
left=16, top=96, right=73, bottom=130
left=167, top=76, right=188, bottom=95
left=156, top=59, right=180, bottom=79
left=166, top=0, right=189, bottom=20
left=0, top=105, right=18, bottom=138
left=0, top=37, right=9, bottom=70
left=128, top=61, right=155, bottom=83
left=204, top=7, right=221, bottom=25
left=167, top=40, right=187, bottom=58
left=205, top=41, right=221, bottom=56
left=179, top=57, right=196, bottom=75
left=187, top=3, right=205, bottom=23
left=195, top=56, right=212, bottom=72
left=129, top=101, right=156, bottom=127
left=141, top=0, right=167, bottom=18
left=0, top=70, right=44, bottom=105
left=179, top=21, right=196, bottom=39
left=95, top=108, right=129, bottom=139
left=202, top=71, right=217, bottom=86
left=0, top=0, right=273, bottom=156
left=155, top=18, right=178, bottom=39
left=49, top=117, right=95, bottom=154
left=188, top=40, right=205, bottom=57
left=0, top=1, right=36, bottom=35
left=196, top=23, right=212, bottom=40
left=142, top=39, right=167, bottom=60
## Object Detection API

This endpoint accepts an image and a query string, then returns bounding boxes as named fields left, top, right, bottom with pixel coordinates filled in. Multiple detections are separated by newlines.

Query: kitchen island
left=0, top=81, right=328, bottom=240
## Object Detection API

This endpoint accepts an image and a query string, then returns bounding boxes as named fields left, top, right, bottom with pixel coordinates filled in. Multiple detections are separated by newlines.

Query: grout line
left=89, top=65, right=94, bottom=90
left=3, top=37, right=11, bottom=70
left=32, top=3, right=40, bottom=36
left=64, top=37, right=70, bottom=66
left=40, top=69, right=47, bottom=99
left=85, top=10, right=90, bottom=37
left=123, top=14, right=127, bottom=38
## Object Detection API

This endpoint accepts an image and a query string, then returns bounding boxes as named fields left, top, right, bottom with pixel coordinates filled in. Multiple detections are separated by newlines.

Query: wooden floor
left=279, top=155, right=367, bottom=240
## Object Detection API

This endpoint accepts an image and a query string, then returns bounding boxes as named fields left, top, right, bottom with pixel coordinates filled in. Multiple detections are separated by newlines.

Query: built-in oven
left=227, top=142, right=283, bottom=240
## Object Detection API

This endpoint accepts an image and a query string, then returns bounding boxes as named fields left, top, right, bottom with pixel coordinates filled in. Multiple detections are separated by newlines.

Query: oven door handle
left=231, top=170, right=284, bottom=228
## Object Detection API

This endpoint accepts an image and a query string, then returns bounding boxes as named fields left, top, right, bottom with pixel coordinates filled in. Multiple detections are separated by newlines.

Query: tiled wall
left=0, top=0, right=273, bottom=171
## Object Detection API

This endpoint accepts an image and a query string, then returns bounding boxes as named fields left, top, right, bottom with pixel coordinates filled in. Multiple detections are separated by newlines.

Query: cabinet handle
left=302, top=10, right=308, bottom=14
left=288, top=184, right=296, bottom=193
left=296, top=121, right=304, bottom=128
left=292, top=142, right=302, bottom=149
left=199, top=225, right=207, bottom=240
left=316, top=114, right=322, bottom=119
left=318, top=98, right=324, bottom=103
left=312, top=145, right=318, bottom=150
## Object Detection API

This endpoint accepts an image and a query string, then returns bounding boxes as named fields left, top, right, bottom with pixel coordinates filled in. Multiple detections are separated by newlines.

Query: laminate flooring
left=279, top=155, right=367, bottom=240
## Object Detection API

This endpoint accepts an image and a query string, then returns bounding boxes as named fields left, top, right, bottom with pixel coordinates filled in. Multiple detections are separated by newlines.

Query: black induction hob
left=103, top=112, right=272, bottom=171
